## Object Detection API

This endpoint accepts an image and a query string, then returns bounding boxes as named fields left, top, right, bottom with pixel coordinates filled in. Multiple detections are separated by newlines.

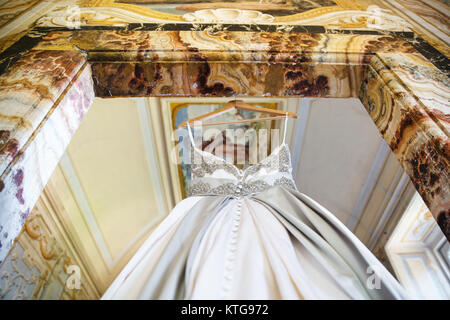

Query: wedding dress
left=102, top=116, right=407, bottom=300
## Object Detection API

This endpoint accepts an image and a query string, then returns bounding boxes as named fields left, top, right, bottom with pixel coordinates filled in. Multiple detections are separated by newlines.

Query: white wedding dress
left=102, top=117, right=407, bottom=300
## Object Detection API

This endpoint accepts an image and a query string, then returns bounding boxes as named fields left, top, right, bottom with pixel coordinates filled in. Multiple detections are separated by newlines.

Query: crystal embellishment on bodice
left=188, top=143, right=298, bottom=197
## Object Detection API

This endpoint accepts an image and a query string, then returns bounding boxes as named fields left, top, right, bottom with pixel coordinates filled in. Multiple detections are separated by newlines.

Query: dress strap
left=186, top=121, right=196, bottom=148
left=282, top=111, right=288, bottom=144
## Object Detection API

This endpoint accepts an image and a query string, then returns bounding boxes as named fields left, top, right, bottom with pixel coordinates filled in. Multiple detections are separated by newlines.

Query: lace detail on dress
left=190, top=146, right=241, bottom=178
left=244, top=145, right=291, bottom=177
left=190, top=144, right=292, bottom=180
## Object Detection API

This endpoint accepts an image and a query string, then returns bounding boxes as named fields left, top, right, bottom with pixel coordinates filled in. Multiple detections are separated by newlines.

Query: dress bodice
left=186, top=117, right=298, bottom=198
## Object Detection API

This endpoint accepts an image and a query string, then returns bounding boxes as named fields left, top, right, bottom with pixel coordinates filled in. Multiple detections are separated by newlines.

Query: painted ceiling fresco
left=119, top=0, right=338, bottom=16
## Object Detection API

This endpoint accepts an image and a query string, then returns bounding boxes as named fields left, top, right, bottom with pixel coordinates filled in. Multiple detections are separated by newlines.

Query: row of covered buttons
left=221, top=199, right=242, bottom=298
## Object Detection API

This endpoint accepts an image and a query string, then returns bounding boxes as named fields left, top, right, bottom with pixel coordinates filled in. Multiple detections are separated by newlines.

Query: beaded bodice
left=188, top=143, right=297, bottom=197
left=186, top=117, right=297, bottom=198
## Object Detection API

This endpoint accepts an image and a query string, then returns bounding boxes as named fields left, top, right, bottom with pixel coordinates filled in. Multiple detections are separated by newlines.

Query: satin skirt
left=102, top=186, right=407, bottom=300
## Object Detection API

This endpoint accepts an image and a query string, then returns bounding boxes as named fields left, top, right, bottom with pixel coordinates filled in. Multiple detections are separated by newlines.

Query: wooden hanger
left=178, top=100, right=297, bottom=128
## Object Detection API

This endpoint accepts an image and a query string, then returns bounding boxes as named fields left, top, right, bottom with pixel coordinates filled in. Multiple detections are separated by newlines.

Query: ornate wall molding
left=0, top=197, right=99, bottom=299
left=386, top=193, right=450, bottom=299
left=182, top=9, right=274, bottom=24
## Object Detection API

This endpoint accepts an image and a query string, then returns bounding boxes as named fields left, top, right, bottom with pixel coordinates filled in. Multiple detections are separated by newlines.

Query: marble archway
left=0, top=1, right=448, bottom=264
